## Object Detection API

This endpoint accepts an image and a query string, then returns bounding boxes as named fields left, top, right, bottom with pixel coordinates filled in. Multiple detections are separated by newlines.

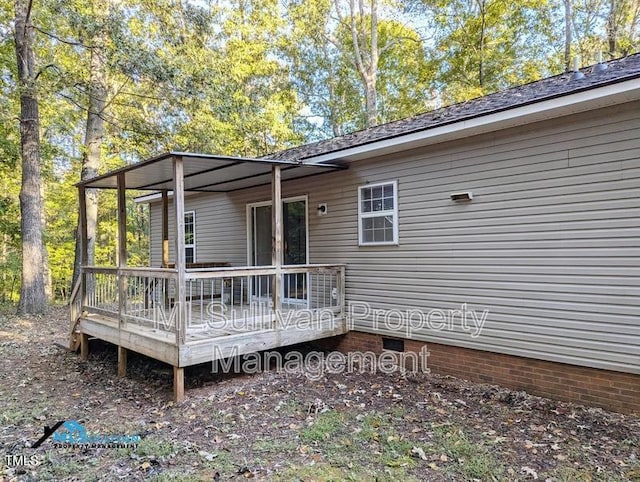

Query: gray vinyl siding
left=149, top=100, right=640, bottom=374
left=150, top=187, right=273, bottom=267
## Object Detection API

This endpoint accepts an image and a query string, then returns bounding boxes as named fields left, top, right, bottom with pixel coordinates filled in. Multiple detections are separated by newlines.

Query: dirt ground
left=0, top=305, right=639, bottom=481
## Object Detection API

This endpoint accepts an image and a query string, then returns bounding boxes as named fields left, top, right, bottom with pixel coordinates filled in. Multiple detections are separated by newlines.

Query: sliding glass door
left=249, top=198, right=308, bottom=302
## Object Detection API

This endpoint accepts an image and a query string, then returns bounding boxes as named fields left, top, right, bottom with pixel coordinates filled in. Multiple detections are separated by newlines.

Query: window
left=184, top=211, right=195, bottom=263
left=358, top=180, right=398, bottom=245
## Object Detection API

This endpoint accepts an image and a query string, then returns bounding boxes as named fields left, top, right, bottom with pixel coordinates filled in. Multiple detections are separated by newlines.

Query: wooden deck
left=72, top=264, right=348, bottom=399
left=79, top=299, right=346, bottom=368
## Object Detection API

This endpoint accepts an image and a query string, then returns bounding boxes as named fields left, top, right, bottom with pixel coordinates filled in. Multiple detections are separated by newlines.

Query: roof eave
left=76, top=152, right=312, bottom=189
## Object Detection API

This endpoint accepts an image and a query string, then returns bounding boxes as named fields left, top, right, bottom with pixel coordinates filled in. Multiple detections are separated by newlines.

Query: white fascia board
left=134, top=190, right=205, bottom=204
left=134, top=192, right=167, bottom=203
left=304, top=78, right=640, bottom=164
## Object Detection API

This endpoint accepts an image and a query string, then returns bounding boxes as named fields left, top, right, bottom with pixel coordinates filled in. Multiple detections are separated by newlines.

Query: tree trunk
left=606, top=0, right=617, bottom=57
left=41, top=182, right=52, bottom=300
left=564, top=0, right=573, bottom=71
left=327, top=72, right=342, bottom=137
left=1, top=235, right=7, bottom=303
left=343, top=0, right=379, bottom=128
left=15, top=0, right=47, bottom=315
left=71, top=0, right=108, bottom=291
left=363, top=74, right=377, bottom=128
left=365, top=0, right=378, bottom=128
left=478, top=0, right=487, bottom=88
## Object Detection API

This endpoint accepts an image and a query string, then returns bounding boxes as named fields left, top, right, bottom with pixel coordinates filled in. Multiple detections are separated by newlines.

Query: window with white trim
left=184, top=211, right=196, bottom=263
left=358, top=180, right=398, bottom=245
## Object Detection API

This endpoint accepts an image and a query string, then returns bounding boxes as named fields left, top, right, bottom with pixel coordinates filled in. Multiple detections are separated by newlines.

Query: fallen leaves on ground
left=0, top=305, right=639, bottom=481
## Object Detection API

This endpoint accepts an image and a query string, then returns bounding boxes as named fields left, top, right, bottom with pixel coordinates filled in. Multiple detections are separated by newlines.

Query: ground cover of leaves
left=0, top=305, right=638, bottom=481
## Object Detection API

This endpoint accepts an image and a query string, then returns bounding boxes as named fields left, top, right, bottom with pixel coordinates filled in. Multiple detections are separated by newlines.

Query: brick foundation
left=315, top=332, right=640, bottom=415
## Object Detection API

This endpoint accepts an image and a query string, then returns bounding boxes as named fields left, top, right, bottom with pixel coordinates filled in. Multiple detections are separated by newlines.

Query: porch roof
left=77, top=152, right=346, bottom=192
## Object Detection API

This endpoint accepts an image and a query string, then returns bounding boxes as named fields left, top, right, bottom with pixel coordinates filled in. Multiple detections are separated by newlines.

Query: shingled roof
left=267, top=53, right=640, bottom=162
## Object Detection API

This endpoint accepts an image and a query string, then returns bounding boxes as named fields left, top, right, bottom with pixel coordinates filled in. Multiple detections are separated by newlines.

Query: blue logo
left=33, top=420, right=140, bottom=448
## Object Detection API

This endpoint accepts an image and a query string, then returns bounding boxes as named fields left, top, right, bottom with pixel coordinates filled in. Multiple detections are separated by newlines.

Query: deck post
left=80, top=333, right=89, bottom=360
left=78, top=185, right=88, bottom=271
left=117, top=172, right=127, bottom=326
left=78, top=185, right=88, bottom=315
left=117, top=346, right=127, bottom=377
left=116, top=172, right=128, bottom=375
left=173, top=366, right=185, bottom=402
left=271, top=165, right=283, bottom=321
left=72, top=187, right=88, bottom=352
left=117, top=172, right=128, bottom=269
left=173, top=157, right=187, bottom=346
left=161, top=191, right=169, bottom=268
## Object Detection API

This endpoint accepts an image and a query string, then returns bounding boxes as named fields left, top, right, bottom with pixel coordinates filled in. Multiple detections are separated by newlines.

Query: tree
left=569, top=0, right=607, bottom=65
left=333, top=0, right=382, bottom=128
left=287, top=0, right=434, bottom=136
left=211, top=0, right=303, bottom=155
left=554, top=0, right=639, bottom=69
left=372, top=19, right=435, bottom=123
left=288, top=0, right=366, bottom=137
left=0, top=8, right=22, bottom=303
left=14, top=0, right=47, bottom=314
left=426, top=0, right=555, bottom=103
left=564, top=0, right=573, bottom=70
left=605, top=0, right=640, bottom=57
left=71, top=0, right=108, bottom=289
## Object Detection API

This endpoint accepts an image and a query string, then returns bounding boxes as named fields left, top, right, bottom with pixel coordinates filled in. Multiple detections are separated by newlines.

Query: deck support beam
left=173, top=157, right=187, bottom=346
left=80, top=333, right=89, bottom=360
left=116, top=172, right=128, bottom=362
left=173, top=366, right=184, bottom=402
left=74, top=186, right=89, bottom=351
left=116, top=172, right=127, bottom=269
left=117, top=346, right=127, bottom=377
left=271, top=165, right=283, bottom=318
left=78, top=186, right=88, bottom=306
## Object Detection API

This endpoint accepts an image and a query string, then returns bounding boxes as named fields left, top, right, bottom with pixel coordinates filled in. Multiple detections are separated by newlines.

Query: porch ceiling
left=77, top=152, right=346, bottom=192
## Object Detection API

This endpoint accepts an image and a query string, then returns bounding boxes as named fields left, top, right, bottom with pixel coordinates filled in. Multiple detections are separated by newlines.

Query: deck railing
left=83, top=267, right=179, bottom=334
left=80, top=264, right=345, bottom=344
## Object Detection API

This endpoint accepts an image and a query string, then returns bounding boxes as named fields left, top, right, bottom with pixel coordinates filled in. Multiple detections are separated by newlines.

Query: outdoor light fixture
left=450, top=192, right=473, bottom=202
left=317, top=203, right=328, bottom=215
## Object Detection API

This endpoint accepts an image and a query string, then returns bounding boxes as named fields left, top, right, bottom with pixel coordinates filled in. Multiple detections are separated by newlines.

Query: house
left=72, top=54, right=640, bottom=413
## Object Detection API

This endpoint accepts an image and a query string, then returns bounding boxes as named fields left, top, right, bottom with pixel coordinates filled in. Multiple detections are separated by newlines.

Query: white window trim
left=358, top=180, right=399, bottom=246
left=184, top=210, right=196, bottom=263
